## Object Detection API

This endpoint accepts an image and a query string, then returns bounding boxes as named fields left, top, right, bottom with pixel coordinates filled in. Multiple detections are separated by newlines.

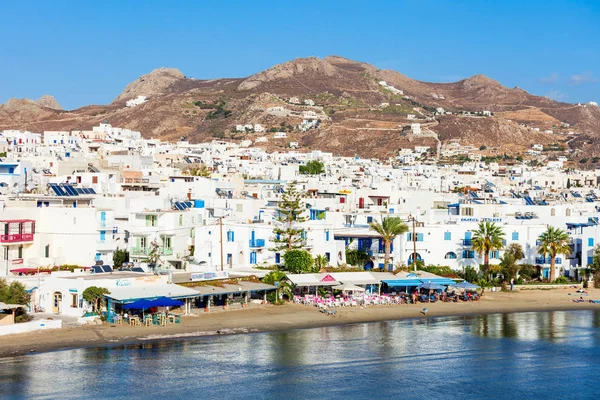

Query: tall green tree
left=113, top=248, right=129, bottom=269
left=369, top=217, right=409, bottom=271
left=82, top=286, right=111, bottom=313
left=272, top=183, right=308, bottom=251
left=537, top=226, right=571, bottom=282
left=283, top=249, right=315, bottom=274
left=0, top=279, right=30, bottom=323
left=299, top=160, right=325, bottom=175
left=471, top=221, right=505, bottom=275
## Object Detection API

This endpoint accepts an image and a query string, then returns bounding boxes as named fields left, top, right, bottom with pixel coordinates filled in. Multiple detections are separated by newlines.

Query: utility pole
left=219, top=217, right=224, bottom=271
left=411, top=214, right=417, bottom=272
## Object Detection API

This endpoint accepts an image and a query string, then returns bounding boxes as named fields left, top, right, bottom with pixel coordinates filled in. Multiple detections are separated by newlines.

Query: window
left=367, top=216, right=373, bottom=223
left=18, top=246, right=23, bottom=258
left=589, top=238, right=595, bottom=247
left=325, top=252, right=330, bottom=261
left=444, top=232, right=451, bottom=241
left=146, top=215, right=157, bottom=227
left=275, top=253, right=281, bottom=264
left=227, top=231, right=234, bottom=242
left=417, top=233, right=424, bottom=242
left=325, top=230, right=330, bottom=241
left=445, top=252, right=457, bottom=259
left=588, top=256, right=594, bottom=265
left=461, top=207, right=474, bottom=216
left=92, top=176, right=98, bottom=184
left=512, top=232, right=519, bottom=241
left=99, top=230, right=105, bottom=242
left=462, top=250, right=475, bottom=259
left=45, top=245, right=50, bottom=258
left=190, top=228, right=195, bottom=238
left=490, top=250, right=500, bottom=259
left=71, top=294, right=78, bottom=308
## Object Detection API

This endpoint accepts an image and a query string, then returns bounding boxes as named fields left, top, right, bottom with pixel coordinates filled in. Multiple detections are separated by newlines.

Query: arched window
left=444, top=252, right=457, bottom=259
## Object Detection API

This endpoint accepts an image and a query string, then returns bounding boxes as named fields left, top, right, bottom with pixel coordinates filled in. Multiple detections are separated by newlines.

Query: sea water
left=1, top=310, right=599, bottom=399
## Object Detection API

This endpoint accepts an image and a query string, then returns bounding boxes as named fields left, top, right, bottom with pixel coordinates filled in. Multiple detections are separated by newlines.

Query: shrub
left=283, top=250, right=315, bottom=274
left=345, top=249, right=370, bottom=267
left=554, top=276, right=569, bottom=284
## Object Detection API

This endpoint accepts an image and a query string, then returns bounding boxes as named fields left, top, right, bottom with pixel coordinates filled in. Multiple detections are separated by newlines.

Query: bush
left=345, top=249, right=371, bottom=267
left=594, top=272, right=600, bottom=289
left=519, top=264, right=538, bottom=281
left=554, top=276, right=569, bottom=284
left=419, top=265, right=460, bottom=278
left=266, top=291, right=283, bottom=305
left=460, top=266, right=480, bottom=283
left=283, top=250, right=315, bottom=274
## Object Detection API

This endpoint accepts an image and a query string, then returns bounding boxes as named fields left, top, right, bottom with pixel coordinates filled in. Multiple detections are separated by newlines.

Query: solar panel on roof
left=174, top=202, right=184, bottom=211
left=81, top=188, right=90, bottom=194
left=75, top=188, right=85, bottom=194
left=49, top=184, right=67, bottom=196
left=185, top=201, right=193, bottom=208
left=88, top=188, right=96, bottom=194
left=66, top=185, right=79, bottom=196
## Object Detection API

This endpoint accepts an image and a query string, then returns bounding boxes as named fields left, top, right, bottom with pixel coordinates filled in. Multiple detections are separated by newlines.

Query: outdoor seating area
left=111, top=296, right=184, bottom=327
left=293, top=280, right=481, bottom=312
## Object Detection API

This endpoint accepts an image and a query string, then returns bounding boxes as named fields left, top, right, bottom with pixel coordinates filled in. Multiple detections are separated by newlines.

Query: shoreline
left=1, top=289, right=599, bottom=359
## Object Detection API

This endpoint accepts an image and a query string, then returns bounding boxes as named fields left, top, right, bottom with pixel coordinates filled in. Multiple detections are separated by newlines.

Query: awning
left=420, top=278, right=457, bottom=285
left=106, top=284, right=199, bottom=302
left=383, top=279, right=423, bottom=287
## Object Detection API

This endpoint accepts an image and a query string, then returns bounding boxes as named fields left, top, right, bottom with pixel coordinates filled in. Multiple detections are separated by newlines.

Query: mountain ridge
left=1, top=56, right=598, bottom=160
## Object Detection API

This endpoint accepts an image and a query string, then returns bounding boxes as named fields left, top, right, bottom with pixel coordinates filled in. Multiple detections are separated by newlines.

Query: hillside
left=1, top=56, right=599, bottom=159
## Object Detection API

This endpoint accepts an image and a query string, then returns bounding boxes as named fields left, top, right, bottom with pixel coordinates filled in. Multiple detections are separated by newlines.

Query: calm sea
left=1, top=310, right=599, bottom=399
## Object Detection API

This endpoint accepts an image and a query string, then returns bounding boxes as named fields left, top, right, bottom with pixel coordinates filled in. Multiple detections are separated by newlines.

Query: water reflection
left=1, top=310, right=599, bottom=400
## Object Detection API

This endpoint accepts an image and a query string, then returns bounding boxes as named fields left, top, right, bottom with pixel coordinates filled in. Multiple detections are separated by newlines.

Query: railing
left=249, top=239, right=266, bottom=248
left=0, top=234, right=34, bottom=243
left=535, top=257, right=563, bottom=264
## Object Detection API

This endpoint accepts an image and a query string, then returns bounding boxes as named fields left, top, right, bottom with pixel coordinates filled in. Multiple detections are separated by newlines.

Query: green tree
left=299, top=160, right=325, bottom=175
left=283, top=249, right=315, bottom=274
left=587, top=244, right=600, bottom=287
left=505, top=243, right=524, bottom=261
left=345, top=248, right=371, bottom=267
left=0, top=279, right=30, bottom=323
left=185, top=165, right=211, bottom=178
left=113, top=248, right=129, bottom=269
left=369, top=217, right=409, bottom=271
left=262, top=270, right=293, bottom=302
left=471, top=221, right=505, bottom=275
left=272, top=183, right=308, bottom=251
left=314, top=254, right=329, bottom=271
left=462, top=266, right=480, bottom=283
left=82, top=286, right=111, bottom=313
left=537, top=226, right=571, bottom=282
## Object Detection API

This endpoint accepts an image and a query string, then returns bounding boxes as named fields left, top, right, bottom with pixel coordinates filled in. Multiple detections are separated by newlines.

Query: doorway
left=52, top=292, right=62, bottom=313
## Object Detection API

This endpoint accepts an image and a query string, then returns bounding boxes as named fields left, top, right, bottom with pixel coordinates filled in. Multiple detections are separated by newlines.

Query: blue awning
left=447, top=203, right=460, bottom=208
left=383, top=278, right=456, bottom=287
left=420, top=278, right=457, bottom=285
left=383, top=279, right=423, bottom=287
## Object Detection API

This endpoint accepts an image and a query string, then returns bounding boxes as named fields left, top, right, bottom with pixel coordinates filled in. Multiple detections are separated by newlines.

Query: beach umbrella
left=149, top=297, right=185, bottom=307
left=122, top=299, right=155, bottom=310
left=451, top=281, right=481, bottom=290
left=417, top=282, right=445, bottom=291
left=332, top=283, right=366, bottom=292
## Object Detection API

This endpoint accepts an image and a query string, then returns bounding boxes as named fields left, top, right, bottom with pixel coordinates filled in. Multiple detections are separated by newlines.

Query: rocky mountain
left=1, top=56, right=599, bottom=159
left=35, top=95, right=62, bottom=110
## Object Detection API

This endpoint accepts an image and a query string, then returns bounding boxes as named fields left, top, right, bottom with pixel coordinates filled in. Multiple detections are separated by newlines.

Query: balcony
left=0, top=220, right=35, bottom=244
left=463, top=239, right=472, bottom=246
left=535, top=257, right=563, bottom=265
left=0, top=233, right=34, bottom=243
left=249, top=239, right=266, bottom=248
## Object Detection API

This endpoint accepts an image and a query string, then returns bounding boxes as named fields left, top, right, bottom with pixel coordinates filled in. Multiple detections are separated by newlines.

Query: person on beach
left=510, top=278, right=514, bottom=291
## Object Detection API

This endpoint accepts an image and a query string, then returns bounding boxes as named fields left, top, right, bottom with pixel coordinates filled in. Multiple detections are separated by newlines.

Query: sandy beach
left=1, top=288, right=599, bottom=358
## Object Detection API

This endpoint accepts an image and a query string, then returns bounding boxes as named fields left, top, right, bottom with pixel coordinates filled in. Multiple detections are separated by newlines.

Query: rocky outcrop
left=113, top=67, right=185, bottom=103
left=35, top=95, right=62, bottom=110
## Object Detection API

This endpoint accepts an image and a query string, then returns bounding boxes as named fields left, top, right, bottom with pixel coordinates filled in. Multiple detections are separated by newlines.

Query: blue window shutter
left=589, top=238, right=594, bottom=247
left=367, top=216, right=373, bottom=223
left=325, top=231, right=330, bottom=241
left=325, top=252, right=330, bottom=261
left=512, top=232, right=519, bottom=241
left=465, top=231, right=472, bottom=240
left=417, top=233, right=424, bottom=242
left=444, top=232, right=451, bottom=241
left=588, top=256, right=593, bottom=265
left=462, top=250, right=467, bottom=258
left=275, top=253, right=281, bottom=263
left=407, top=233, right=412, bottom=241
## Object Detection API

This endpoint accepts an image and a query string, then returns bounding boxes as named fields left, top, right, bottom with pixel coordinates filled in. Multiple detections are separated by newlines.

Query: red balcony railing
left=0, top=233, right=34, bottom=243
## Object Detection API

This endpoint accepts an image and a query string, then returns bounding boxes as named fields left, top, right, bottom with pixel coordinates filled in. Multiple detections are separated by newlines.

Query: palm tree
left=262, top=270, right=293, bottom=301
left=369, top=217, right=409, bottom=271
left=537, top=226, right=571, bottom=282
left=314, top=254, right=329, bottom=271
left=471, top=221, right=505, bottom=275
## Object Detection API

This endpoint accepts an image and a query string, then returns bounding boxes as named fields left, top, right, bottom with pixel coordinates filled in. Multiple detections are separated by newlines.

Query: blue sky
left=1, top=0, right=598, bottom=110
